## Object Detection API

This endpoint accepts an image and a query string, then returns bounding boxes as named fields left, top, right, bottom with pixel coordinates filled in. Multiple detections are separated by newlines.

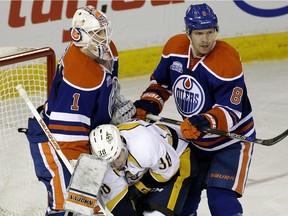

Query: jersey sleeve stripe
left=50, top=112, right=90, bottom=126
left=52, top=134, right=89, bottom=142
left=49, top=124, right=90, bottom=133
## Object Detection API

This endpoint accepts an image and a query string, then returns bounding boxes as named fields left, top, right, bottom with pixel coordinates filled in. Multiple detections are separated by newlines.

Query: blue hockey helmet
left=184, top=3, right=218, bottom=34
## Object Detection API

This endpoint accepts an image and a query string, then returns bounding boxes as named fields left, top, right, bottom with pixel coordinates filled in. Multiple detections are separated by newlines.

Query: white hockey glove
left=111, top=96, right=136, bottom=125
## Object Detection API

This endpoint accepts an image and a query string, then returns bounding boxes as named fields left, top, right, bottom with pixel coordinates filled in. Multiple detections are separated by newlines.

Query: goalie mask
left=70, top=6, right=113, bottom=62
left=90, top=125, right=127, bottom=169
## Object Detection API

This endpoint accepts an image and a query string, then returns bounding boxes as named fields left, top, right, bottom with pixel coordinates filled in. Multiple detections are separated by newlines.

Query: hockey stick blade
left=146, top=114, right=288, bottom=146
left=203, top=128, right=288, bottom=146
left=254, top=129, right=288, bottom=146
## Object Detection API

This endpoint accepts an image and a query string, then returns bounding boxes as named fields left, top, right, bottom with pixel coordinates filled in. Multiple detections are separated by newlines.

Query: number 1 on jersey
left=71, top=93, right=80, bottom=111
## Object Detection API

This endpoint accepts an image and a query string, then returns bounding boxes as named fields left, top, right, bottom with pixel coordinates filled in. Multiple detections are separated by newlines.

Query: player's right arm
left=133, top=38, right=175, bottom=120
left=134, top=34, right=189, bottom=120
left=134, top=82, right=170, bottom=120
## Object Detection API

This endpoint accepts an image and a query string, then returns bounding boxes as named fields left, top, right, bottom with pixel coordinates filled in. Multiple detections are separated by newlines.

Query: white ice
left=120, top=60, right=288, bottom=216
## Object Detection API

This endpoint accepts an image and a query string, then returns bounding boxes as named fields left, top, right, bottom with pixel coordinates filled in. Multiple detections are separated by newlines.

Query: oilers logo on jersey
left=172, top=75, right=205, bottom=117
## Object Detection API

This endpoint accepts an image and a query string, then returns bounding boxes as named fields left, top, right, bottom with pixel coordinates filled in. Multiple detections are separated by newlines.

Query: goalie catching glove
left=180, top=114, right=217, bottom=140
left=111, top=95, right=136, bottom=125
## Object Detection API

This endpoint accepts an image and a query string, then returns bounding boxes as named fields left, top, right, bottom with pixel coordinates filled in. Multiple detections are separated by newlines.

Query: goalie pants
left=26, top=117, right=72, bottom=212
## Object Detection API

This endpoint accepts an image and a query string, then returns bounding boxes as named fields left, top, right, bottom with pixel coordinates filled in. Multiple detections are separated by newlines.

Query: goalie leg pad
left=64, top=154, right=109, bottom=215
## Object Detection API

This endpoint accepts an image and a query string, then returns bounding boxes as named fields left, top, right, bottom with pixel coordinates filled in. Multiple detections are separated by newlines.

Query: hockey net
left=0, top=47, right=56, bottom=216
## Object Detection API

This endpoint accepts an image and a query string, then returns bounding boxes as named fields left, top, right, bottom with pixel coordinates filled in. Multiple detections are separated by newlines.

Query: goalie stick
left=146, top=114, right=288, bottom=146
left=16, top=84, right=112, bottom=216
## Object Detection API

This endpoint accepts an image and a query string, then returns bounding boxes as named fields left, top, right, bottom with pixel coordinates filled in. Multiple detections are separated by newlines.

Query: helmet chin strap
left=186, top=33, right=200, bottom=58
left=118, top=148, right=128, bottom=171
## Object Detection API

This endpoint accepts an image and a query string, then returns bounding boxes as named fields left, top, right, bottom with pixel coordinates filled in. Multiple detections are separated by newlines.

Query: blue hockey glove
left=133, top=100, right=160, bottom=120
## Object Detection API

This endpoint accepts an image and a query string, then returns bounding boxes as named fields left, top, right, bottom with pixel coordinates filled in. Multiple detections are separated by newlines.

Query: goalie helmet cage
left=0, top=47, right=56, bottom=216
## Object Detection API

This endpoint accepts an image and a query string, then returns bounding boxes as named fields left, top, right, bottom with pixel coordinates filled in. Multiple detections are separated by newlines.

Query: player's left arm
left=203, top=44, right=247, bottom=132
left=206, top=77, right=246, bottom=131
left=181, top=76, right=247, bottom=140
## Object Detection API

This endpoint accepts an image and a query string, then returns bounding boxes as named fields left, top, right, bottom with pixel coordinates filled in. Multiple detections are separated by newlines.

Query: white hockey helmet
left=89, top=124, right=125, bottom=163
left=70, top=5, right=113, bottom=61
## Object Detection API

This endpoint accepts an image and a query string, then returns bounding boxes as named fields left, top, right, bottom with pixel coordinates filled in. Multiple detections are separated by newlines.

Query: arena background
left=1, top=0, right=287, bottom=78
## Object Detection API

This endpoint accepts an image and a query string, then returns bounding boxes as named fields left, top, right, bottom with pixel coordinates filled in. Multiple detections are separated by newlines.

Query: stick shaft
left=16, top=84, right=74, bottom=173
left=146, top=114, right=288, bottom=146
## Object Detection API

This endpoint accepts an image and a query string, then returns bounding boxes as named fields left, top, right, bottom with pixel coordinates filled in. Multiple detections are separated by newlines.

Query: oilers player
left=89, top=120, right=198, bottom=216
left=132, top=3, right=255, bottom=216
left=25, top=6, right=134, bottom=216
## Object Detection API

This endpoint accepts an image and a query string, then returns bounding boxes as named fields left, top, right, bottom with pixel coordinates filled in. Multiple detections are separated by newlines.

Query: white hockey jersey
left=100, top=119, right=188, bottom=211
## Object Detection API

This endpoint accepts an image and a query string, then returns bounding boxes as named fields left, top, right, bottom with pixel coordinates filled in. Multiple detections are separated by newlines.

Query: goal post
left=0, top=47, right=56, bottom=97
left=0, top=47, right=56, bottom=215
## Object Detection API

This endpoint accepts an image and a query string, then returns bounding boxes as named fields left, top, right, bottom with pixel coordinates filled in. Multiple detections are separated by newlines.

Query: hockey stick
left=16, top=84, right=111, bottom=216
left=146, top=114, right=288, bottom=146
left=16, top=84, right=74, bottom=173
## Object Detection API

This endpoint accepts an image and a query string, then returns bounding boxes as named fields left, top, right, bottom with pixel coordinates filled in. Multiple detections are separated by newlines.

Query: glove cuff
left=134, top=99, right=160, bottom=115
left=202, top=113, right=217, bottom=129
left=140, top=91, right=164, bottom=112
left=188, top=114, right=217, bottom=130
